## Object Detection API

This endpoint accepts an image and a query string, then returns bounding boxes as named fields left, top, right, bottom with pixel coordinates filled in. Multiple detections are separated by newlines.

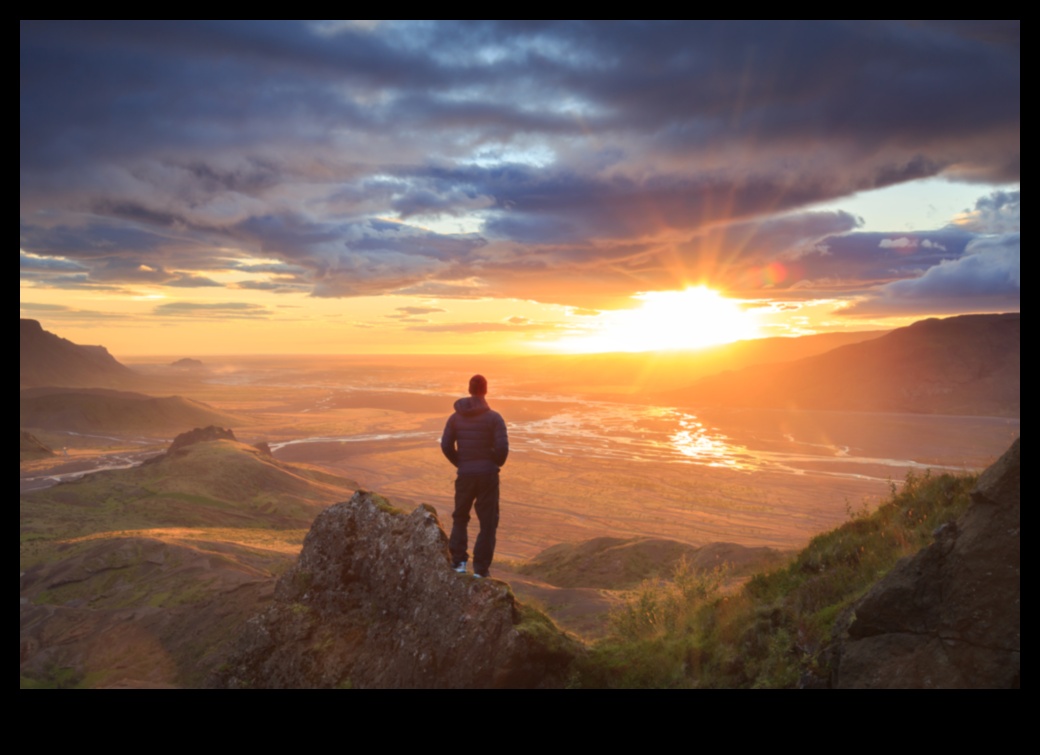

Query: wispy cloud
left=153, top=301, right=272, bottom=318
left=407, top=321, right=556, bottom=334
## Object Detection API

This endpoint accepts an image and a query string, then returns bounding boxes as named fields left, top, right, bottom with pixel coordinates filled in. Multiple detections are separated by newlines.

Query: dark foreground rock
left=833, top=438, right=1020, bottom=688
left=213, top=491, right=581, bottom=688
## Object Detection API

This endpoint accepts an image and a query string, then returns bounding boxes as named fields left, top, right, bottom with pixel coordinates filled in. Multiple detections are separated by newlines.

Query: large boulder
left=214, top=491, right=580, bottom=688
left=833, top=438, right=1020, bottom=688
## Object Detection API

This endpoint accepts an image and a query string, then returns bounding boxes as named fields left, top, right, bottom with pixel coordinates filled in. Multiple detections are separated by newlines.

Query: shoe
left=473, top=571, right=489, bottom=579
left=452, top=561, right=467, bottom=574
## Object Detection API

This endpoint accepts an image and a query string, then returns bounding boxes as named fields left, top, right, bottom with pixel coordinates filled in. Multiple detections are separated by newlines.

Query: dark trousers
left=449, top=472, right=499, bottom=575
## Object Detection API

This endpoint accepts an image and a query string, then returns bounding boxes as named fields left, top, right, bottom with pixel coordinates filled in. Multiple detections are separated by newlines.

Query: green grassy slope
left=574, top=469, right=978, bottom=688
left=20, top=439, right=361, bottom=688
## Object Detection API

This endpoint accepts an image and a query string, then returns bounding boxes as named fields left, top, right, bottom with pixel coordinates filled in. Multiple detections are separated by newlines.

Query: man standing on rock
left=441, top=374, right=509, bottom=579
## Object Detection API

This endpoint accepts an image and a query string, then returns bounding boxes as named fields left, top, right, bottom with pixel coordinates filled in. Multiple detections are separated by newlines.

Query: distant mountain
left=170, top=358, right=204, bottom=369
left=20, top=319, right=140, bottom=389
left=20, top=387, right=249, bottom=434
left=668, top=313, right=1019, bottom=416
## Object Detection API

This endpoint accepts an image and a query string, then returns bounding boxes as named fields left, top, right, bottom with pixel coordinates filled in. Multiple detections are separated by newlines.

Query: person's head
left=468, top=374, right=488, bottom=396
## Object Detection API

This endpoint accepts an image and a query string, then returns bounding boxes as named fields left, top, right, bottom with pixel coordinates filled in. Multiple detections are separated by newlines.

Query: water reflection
left=670, top=414, right=747, bottom=469
left=257, top=386, right=1014, bottom=485
left=509, top=403, right=756, bottom=470
left=509, top=401, right=989, bottom=482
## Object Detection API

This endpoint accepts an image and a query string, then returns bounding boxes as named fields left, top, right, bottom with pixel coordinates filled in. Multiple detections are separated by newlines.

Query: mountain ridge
left=20, top=389, right=248, bottom=435
left=667, top=313, right=1019, bottom=416
left=20, top=319, right=141, bottom=389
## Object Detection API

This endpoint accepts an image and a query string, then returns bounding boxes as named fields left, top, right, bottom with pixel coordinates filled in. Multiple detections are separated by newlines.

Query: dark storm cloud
left=19, top=253, right=88, bottom=272
left=411, top=161, right=939, bottom=246
left=20, top=21, right=1019, bottom=305
left=758, top=229, right=976, bottom=290
left=953, top=189, right=1020, bottom=233
left=20, top=216, right=242, bottom=286
left=844, top=232, right=1019, bottom=316
left=21, top=220, right=181, bottom=259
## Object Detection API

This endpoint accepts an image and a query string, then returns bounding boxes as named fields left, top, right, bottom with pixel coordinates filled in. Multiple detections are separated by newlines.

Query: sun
left=554, top=286, right=762, bottom=353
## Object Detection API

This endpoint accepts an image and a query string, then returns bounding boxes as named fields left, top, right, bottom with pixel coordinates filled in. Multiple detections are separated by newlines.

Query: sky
left=20, top=21, right=1020, bottom=355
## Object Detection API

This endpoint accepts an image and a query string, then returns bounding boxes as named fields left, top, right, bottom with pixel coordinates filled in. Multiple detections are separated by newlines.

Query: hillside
left=575, top=438, right=1020, bottom=688
left=506, top=537, right=789, bottom=640
left=517, top=536, right=785, bottom=590
left=669, top=313, right=1019, bottom=416
left=20, top=427, right=1020, bottom=687
left=20, top=319, right=141, bottom=389
left=20, top=436, right=360, bottom=688
left=20, top=430, right=54, bottom=461
left=20, top=387, right=249, bottom=435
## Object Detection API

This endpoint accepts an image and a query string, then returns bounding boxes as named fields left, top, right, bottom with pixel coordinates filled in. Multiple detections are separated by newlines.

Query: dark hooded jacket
left=441, top=396, right=508, bottom=476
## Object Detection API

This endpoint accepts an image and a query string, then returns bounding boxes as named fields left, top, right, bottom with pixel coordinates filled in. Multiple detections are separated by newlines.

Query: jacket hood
left=453, top=395, right=490, bottom=416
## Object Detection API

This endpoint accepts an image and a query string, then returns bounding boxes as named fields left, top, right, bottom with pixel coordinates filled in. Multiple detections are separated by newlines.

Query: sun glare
left=554, top=286, right=761, bottom=353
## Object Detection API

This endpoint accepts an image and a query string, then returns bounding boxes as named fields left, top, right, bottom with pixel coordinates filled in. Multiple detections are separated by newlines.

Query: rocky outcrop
left=141, top=426, right=237, bottom=466
left=168, top=425, right=236, bottom=454
left=833, top=438, right=1020, bottom=688
left=214, top=491, right=580, bottom=688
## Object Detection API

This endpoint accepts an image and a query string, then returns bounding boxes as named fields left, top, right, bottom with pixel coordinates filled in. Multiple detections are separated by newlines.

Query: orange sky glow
left=20, top=276, right=925, bottom=357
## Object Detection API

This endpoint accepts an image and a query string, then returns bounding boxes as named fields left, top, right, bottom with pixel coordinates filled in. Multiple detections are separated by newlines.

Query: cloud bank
left=21, top=21, right=1020, bottom=316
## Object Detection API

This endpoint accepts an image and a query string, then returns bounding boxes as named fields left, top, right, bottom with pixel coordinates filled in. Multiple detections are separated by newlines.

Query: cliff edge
left=832, top=438, right=1020, bottom=688
left=214, top=491, right=580, bottom=688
